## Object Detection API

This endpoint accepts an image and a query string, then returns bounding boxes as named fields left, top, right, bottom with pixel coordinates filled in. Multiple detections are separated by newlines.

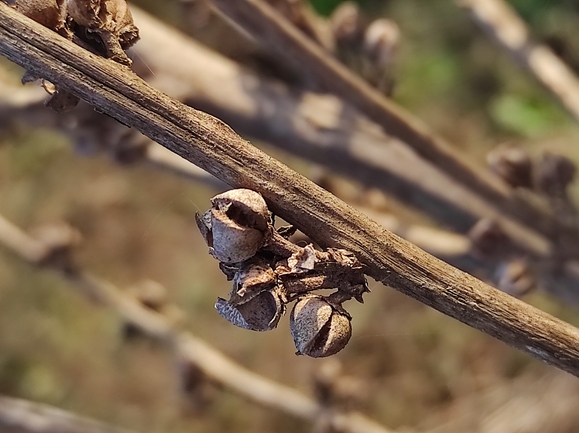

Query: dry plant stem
left=126, top=8, right=551, bottom=259
left=0, top=395, right=134, bottom=433
left=0, top=82, right=480, bottom=261
left=210, top=0, right=566, bottom=243
left=0, top=214, right=395, bottom=433
left=1, top=5, right=579, bottom=376
left=459, top=0, right=579, bottom=126
left=0, top=8, right=553, bottom=260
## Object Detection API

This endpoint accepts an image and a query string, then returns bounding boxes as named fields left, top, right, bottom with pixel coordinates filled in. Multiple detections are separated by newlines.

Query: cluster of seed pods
left=195, top=189, right=368, bottom=357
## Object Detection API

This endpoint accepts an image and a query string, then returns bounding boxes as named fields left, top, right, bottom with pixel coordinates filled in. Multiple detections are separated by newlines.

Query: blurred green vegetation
left=2, top=1, right=579, bottom=432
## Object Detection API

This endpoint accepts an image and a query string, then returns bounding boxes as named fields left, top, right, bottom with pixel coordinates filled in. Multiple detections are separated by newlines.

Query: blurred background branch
left=0, top=394, right=135, bottom=433
left=459, top=0, right=579, bottom=127
left=0, top=212, right=397, bottom=433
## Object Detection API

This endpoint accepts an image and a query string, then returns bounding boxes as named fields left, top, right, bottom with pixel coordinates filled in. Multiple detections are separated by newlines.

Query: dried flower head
left=195, top=188, right=367, bottom=357
left=214, top=257, right=283, bottom=331
left=196, top=189, right=270, bottom=264
left=290, top=295, right=352, bottom=358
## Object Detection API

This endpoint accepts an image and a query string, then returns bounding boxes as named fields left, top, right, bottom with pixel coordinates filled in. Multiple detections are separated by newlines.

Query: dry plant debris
left=14, top=0, right=139, bottom=111
left=196, top=189, right=368, bottom=357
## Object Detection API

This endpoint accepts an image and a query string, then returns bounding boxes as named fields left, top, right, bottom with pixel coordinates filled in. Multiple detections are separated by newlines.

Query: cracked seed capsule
left=290, top=295, right=351, bottom=358
left=196, top=189, right=270, bottom=264
left=215, top=289, right=283, bottom=332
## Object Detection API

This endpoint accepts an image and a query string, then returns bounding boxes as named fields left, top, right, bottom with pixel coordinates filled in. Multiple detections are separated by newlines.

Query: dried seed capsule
left=215, top=289, right=283, bottom=332
left=211, top=189, right=270, bottom=232
left=363, top=18, right=400, bottom=69
left=197, top=189, right=270, bottom=264
left=290, top=295, right=351, bottom=358
left=536, top=152, right=576, bottom=196
left=330, top=1, right=363, bottom=49
left=487, top=144, right=532, bottom=188
left=16, top=0, right=67, bottom=32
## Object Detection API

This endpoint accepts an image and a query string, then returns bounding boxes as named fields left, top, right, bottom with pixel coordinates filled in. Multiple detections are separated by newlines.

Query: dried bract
left=66, top=0, right=139, bottom=65
left=287, top=243, right=317, bottom=271
left=231, top=258, right=276, bottom=301
left=290, top=295, right=352, bottom=358
left=15, top=0, right=67, bottom=34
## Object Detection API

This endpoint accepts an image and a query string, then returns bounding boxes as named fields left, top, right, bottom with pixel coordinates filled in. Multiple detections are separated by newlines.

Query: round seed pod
left=330, top=1, right=363, bottom=49
left=290, top=295, right=351, bottom=358
left=363, top=18, right=400, bottom=69
left=215, top=289, right=283, bottom=332
left=207, top=189, right=270, bottom=264
left=487, top=144, right=532, bottom=188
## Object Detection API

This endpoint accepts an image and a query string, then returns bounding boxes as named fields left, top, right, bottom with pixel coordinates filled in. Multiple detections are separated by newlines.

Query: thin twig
left=459, top=0, right=579, bottom=126
left=209, top=0, right=575, bottom=247
left=0, top=395, right=134, bottom=433
left=0, top=213, right=396, bottom=433
left=1, top=4, right=579, bottom=376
